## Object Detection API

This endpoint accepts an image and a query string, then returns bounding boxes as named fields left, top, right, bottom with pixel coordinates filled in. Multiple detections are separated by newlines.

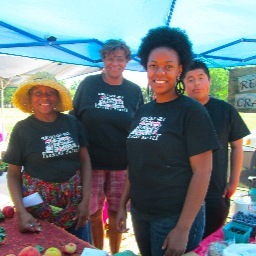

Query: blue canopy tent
left=1, top=0, right=256, bottom=77
left=0, top=0, right=255, bottom=147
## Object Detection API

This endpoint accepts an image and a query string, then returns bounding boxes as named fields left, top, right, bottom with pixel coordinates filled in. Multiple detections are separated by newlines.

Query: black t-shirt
left=73, top=74, right=144, bottom=170
left=127, top=96, right=220, bottom=216
left=204, top=97, right=250, bottom=198
left=4, top=113, right=88, bottom=182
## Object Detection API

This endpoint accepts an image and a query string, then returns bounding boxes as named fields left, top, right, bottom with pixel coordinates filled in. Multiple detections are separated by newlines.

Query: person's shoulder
left=123, top=78, right=142, bottom=90
left=209, top=97, right=227, bottom=105
left=135, top=99, right=153, bottom=111
left=76, top=74, right=101, bottom=96
left=80, top=74, right=101, bottom=85
left=11, top=115, right=33, bottom=131
left=17, top=115, right=33, bottom=125
left=87, top=73, right=101, bottom=81
left=180, top=95, right=204, bottom=108
left=61, top=113, right=79, bottom=122
left=209, top=97, right=237, bottom=111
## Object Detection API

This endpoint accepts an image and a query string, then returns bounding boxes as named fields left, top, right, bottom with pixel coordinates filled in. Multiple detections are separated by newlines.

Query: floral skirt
left=22, top=171, right=82, bottom=229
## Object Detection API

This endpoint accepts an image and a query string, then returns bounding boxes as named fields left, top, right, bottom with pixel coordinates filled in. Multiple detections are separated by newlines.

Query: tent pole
left=0, top=77, right=4, bottom=140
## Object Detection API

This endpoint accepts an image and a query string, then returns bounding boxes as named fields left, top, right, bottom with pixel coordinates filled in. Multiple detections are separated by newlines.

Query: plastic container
left=232, top=197, right=251, bottom=214
left=223, top=221, right=252, bottom=243
left=22, top=192, right=43, bottom=207
left=223, top=243, right=256, bottom=256
left=232, top=211, right=256, bottom=236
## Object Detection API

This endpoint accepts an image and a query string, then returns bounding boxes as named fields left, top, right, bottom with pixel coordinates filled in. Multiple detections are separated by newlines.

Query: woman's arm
left=75, top=146, right=92, bottom=229
left=7, top=164, right=41, bottom=232
left=116, top=171, right=130, bottom=233
left=162, top=150, right=212, bottom=255
left=224, top=139, right=243, bottom=198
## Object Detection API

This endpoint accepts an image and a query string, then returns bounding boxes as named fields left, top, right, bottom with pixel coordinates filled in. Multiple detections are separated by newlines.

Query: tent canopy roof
left=0, top=0, right=256, bottom=81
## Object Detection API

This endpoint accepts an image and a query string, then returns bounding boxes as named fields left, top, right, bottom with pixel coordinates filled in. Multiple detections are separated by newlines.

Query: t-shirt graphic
left=128, top=116, right=165, bottom=141
left=95, top=93, right=128, bottom=112
left=41, top=132, right=79, bottom=158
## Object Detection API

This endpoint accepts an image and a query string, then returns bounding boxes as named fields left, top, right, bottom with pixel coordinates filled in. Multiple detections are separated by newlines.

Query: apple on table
left=62, top=242, right=77, bottom=254
left=43, top=247, right=62, bottom=256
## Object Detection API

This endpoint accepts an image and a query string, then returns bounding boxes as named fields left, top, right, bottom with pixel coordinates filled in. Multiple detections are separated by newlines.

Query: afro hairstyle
left=137, top=26, right=193, bottom=79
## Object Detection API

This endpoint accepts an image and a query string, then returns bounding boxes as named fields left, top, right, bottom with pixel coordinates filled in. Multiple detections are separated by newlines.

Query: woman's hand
left=74, top=200, right=90, bottom=230
left=116, top=206, right=129, bottom=233
left=17, top=211, right=41, bottom=233
left=162, top=226, right=188, bottom=256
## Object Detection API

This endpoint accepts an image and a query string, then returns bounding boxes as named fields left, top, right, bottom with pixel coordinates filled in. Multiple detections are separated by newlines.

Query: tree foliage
left=0, top=87, right=17, bottom=107
left=69, top=80, right=81, bottom=99
left=209, top=68, right=229, bottom=101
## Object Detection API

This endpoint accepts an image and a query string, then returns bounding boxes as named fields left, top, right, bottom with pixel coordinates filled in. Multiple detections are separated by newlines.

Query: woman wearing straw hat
left=3, top=72, right=92, bottom=240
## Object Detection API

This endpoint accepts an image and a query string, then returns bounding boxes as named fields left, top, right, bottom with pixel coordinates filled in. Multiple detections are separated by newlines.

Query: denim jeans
left=67, top=220, right=92, bottom=244
left=131, top=204, right=205, bottom=256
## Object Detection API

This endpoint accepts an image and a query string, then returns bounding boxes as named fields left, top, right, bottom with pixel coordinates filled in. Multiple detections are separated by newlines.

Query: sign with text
left=229, top=67, right=256, bottom=113
left=235, top=93, right=256, bottom=109
left=238, top=74, right=256, bottom=92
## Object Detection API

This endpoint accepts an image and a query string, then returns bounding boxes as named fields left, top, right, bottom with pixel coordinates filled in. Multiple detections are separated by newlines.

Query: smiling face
left=103, top=49, right=128, bottom=84
left=29, top=85, right=59, bottom=121
left=147, top=47, right=182, bottom=102
left=183, top=68, right=211, bottom=105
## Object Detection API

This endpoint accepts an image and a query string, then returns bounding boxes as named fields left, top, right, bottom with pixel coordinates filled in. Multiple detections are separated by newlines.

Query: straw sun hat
left=12, top=72, right=73, bottom=113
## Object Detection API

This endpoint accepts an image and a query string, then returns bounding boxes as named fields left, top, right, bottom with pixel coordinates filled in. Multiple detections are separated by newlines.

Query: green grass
left=240, top=113, right=256, bottom=132
left=1, top=108, right=29, bottom=135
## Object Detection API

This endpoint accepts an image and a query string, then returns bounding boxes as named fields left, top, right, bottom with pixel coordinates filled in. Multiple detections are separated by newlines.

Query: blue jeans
left=67, top=220, right=92, bottom=244
left=131, top=204, right=205, bottom=256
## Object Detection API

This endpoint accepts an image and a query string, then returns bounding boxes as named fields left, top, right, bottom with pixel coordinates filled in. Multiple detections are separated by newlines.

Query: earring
left=175, top=79, right=185, bottom=95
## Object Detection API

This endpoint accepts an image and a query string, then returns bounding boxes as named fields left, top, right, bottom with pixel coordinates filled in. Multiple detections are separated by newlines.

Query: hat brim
left=12, top=80, right=73, bottom=113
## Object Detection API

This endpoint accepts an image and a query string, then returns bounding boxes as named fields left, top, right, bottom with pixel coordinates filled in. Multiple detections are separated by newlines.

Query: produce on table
left=43, top=247, right=62, bottom=256
left=18, top=245, right=41, bottom=256
left=2, top=206, right=15, bottom=218
left=62, top=242, right=77, bottom=254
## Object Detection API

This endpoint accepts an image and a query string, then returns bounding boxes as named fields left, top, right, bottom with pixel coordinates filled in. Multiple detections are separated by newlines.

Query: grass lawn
left=1, top=108, right=29, bottom=135
left=240, top=113, right=256, bottom=132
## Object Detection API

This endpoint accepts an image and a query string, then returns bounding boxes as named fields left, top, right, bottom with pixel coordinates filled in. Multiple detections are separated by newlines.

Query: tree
left=0, top=87, right=17, bottom=107
left=69, top=80, right=81, bottom=99
left=209, top=68, right=229, bottom=101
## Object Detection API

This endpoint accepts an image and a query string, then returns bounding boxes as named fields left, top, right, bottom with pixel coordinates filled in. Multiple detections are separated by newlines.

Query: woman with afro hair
left=116, top=26, right=220, bottom=256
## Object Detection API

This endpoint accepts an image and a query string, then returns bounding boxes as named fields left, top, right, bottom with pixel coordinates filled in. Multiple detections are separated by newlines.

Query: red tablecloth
left=0, top=214, right=94, bottom=255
